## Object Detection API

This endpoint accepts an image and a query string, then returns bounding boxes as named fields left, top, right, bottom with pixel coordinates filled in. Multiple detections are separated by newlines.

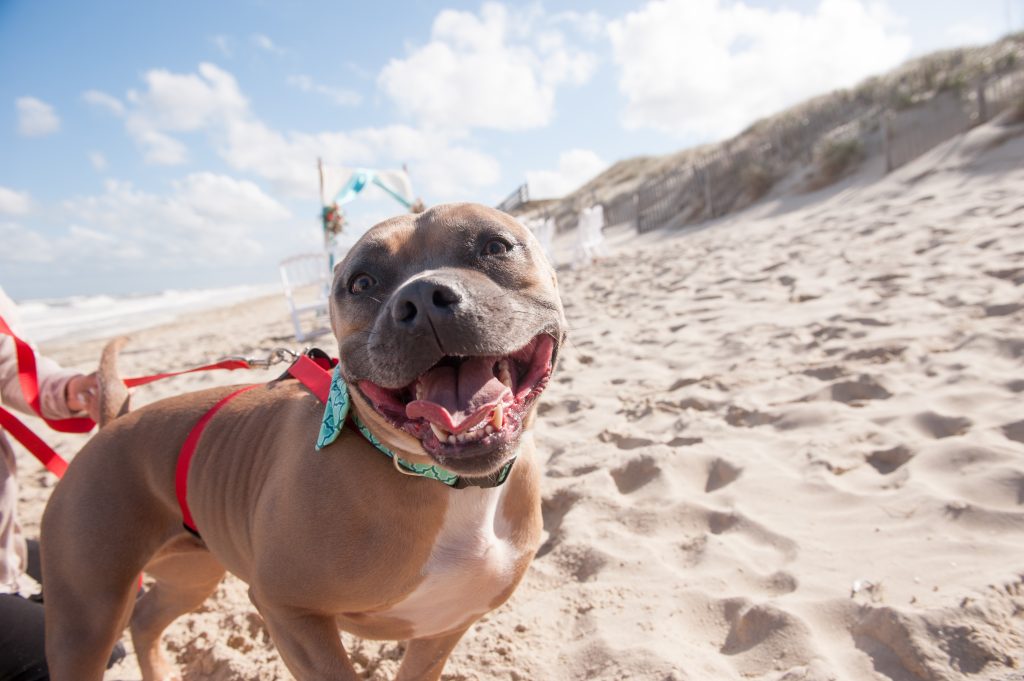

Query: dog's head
left=330, top=203, right=565, bottom=477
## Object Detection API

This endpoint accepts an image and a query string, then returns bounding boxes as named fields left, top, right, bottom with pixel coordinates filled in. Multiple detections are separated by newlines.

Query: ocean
left=15, top=283, right=281, bottom=343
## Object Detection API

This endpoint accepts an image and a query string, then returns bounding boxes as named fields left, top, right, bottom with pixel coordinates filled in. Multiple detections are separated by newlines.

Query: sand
left=12, top=115, right=1024, bottom=680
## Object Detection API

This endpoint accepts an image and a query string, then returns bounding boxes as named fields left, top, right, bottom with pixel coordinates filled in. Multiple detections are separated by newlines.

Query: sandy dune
left=13, top=116, right=1024, bottom=680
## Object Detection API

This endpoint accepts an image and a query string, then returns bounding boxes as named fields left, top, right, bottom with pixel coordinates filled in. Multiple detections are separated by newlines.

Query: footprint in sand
left=667, top=435, right=703, bottom=447
left=842, top=346, right=907, bottom=363
left=719, top=600, right=812, bottom=657
left=801, top=365, right=847, bottom=381
left=599, top=430, right=657, bottom=450
left=705, top=510, right=799, bottom=562
left=536, top=394, right=594, bottom=420
left=913, top=411, right=972, bottom=439
left=610, top=455, right=661, bottom=494
left=984, top=267, right=1024, bottom=285
left=724, top=406, right=779, bottom=428
left=853, top=606, right=1017, bottom=680
left=705, top=458, right=742, bottom=492
left=1001, top=420, right=1024, bottom=444
left=813, top=374, right=893, bottom=404
left=866, top=445, right=915, bottom=474
left=984, top=302, right=1024, bottom=317
left=537, top=489, right=581, bottom=558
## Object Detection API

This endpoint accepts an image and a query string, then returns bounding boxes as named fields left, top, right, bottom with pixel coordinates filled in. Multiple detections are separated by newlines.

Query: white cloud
left=131, top=128, right=189, bottom=165
left=526, top=149, right=608, bottom=199
left=96, top=63, right=503, bottom=202
left=339, top=125, right=503, bottom=198
left=82, top=89, right=125, bottom=116
left=378, top=2, right=596, bottom=131
left=89, top=151, right=108, bottom=171
left=287, top=75, right=362, bottom=107
left=15, top=96, right=60, bottom=137
left=251, top=33, right=285, bottom=55
left=127, top=63, right=247, bottom=132
left=1, top=173, right=293, bottom=271
left=0, top=186, right=32, bottom=215
left=116, top=62, right=247, bottom=165
left=58, top=174, right=292, bottom=267
left=172, top=172, right=290, bottom=222
left=609, top=0, right=912, bottom=139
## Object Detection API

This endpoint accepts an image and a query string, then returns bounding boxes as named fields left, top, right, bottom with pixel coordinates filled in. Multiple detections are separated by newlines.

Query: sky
left=1, top=0, right=1020, bottom=301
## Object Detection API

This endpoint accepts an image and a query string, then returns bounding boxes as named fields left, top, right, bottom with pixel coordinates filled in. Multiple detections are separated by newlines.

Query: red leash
left=0, top=407, right=69, bottom=477
left=0, top=314, right=272, bottom=478
left=123, top=358, right=253, bottom=389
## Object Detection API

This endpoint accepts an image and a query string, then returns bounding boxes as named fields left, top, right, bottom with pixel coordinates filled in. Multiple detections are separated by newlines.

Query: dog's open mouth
left=357, top=334, right=555, bottom=461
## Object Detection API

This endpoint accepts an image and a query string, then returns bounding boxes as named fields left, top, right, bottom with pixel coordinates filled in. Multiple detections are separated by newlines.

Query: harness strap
left=175, top=385, right=259, bottom=534
left=286, top=355, right=332, bottom=403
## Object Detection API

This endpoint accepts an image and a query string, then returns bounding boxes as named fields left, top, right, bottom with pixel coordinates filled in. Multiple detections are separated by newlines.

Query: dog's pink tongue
left=406, top=357, right=510, bottom=434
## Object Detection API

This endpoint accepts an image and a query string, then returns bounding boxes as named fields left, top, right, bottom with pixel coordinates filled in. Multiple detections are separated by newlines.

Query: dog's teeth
left=430, top=424, right=450, bottom=444
left=416, top=383, right=424, bottom=400
left=497, top=360, right=513, bottom=389
left=485, top=425, right=495, bottom=435
left=491, top=404, right=504, bottom=430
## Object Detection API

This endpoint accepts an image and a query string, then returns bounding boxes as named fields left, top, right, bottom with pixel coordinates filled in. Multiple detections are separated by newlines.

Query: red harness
left=175, top=354, right=333, bottom=535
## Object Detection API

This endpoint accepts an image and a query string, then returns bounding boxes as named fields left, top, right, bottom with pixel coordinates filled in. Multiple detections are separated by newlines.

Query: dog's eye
left=349, top=273, right=377, bottom=294
left=483, top=238, right=512, bottom=256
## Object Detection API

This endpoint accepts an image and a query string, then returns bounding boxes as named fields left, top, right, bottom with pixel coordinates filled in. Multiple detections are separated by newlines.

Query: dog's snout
left=392, top=279, right=463, bottom=328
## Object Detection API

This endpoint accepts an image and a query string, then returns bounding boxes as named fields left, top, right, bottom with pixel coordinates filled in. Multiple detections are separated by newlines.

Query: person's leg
left=24, top=539, right=40, bottom=584
left=0, top=593, right=126, bottom=681
left=0, top=593, right=47, bottom=681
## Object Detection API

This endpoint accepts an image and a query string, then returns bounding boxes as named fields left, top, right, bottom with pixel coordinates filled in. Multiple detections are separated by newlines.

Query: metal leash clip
left=222, top=347, right=300, bottom=369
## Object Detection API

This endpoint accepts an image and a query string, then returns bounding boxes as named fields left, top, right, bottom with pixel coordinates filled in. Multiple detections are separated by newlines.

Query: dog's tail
left=97, top=336, right=131, bottom=428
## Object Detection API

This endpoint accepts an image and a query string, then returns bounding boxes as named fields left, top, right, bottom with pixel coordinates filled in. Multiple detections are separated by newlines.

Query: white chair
left=279, top=252, right=332, bottom=342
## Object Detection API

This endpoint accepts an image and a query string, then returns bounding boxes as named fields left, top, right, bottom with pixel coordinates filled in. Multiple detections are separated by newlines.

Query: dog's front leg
left=395, top=626, right=470, bottom=681
left=249, top=590, right=359, bottom=680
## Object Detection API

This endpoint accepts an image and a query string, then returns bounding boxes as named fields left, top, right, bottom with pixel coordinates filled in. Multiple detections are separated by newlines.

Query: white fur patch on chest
left=380, top=484, right=524, bottom=638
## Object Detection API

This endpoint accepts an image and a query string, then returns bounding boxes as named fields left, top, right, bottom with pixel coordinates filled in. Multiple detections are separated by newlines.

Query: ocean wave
left=17, top=283, right=280, bottom=343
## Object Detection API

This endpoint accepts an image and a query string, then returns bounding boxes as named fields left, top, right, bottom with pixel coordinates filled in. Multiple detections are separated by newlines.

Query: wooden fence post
left=703, top=167, right=714, bottom=219
left=976, top=80, right=988, bottom=124
left=882, top=113, right=894, bottom=174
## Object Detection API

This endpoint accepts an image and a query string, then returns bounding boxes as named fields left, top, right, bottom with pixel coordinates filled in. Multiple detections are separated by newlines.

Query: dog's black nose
left=392, top=278, right=464, bottom=328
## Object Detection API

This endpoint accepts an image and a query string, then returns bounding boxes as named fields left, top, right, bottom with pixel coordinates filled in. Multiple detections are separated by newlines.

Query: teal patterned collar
left=315, top=364, right=513, bottom=488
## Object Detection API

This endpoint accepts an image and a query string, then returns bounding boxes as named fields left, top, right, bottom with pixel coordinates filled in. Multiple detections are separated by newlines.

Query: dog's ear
left=97, top=337, right=131, bottom=428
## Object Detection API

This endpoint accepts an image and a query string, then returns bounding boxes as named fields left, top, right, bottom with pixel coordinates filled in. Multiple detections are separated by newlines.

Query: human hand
left=66, top=373, right=100, bottom=421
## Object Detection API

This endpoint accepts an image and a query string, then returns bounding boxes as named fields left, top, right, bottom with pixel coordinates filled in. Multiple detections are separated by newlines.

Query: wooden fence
left=628, top=70, right=1024, bottom=234
left=504, top=63, right=1022, bottom=239
left=885, top=70, right=1024, bottom=170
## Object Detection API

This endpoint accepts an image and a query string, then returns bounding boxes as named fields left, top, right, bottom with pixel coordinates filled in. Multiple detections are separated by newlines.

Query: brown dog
left=41, top=203, right=565, bottom=680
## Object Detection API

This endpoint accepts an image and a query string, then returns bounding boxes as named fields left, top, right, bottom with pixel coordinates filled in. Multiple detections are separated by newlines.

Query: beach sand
left=13, top=117, right=1024, bottom=680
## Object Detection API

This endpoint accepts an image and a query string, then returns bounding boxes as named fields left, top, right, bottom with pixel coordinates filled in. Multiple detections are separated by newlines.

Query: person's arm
left=0, top=292, right=96, bottom=421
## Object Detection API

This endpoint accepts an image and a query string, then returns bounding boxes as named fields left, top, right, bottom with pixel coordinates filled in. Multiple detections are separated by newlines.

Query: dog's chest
left=380, top=486, right=525, bottom=638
